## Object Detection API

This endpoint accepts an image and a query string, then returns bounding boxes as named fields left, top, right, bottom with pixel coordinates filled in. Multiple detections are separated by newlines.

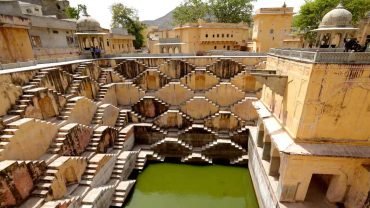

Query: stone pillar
left=257, top=120, right=264, bottom=147
left=326, top=174, right=347, bottom=203
left=269, top=142, right=280, bottom=176
left=262, top=134, right=271, bottom=161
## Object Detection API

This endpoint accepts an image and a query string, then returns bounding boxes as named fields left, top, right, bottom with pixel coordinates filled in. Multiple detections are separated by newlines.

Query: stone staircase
left=40, top=196, right=81, bottom=208
left=115, top=110, right=129, bottom=130
left=201, top=139, right=245, bottom=152
left=110, top=151, right=138, bottom=180
left=230, top=155, right=249, bottom=165
left=151, top=137, right=192, bottom=151
left=48, top=123, right=93, bottom=155
left=32, top=156, right=87, bottom=199
left=110, top=180, right=136, bottom=207
left=181, top=153, right=212, bottom=164
left=80, top=153, right=117, bottom=186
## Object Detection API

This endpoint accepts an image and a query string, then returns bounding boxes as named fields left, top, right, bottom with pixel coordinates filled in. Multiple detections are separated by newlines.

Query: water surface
left=125, top=163, right=259, bottom=208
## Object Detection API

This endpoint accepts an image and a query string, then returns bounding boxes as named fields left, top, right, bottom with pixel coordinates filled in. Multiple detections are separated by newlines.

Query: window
left=205, top=34, right=208, bottom=38
left=53, top=30, right=59, bottom=34
left=213, top=34, right=215, bottom=38
left=223, top=45, right=226, bottom=48
left=107, top=41, right=110, bottom=46
left=227, top=34, right=229, bottom=38
left=113, top=44, right=115, bottom=49
left=56, top=4, right=61, bottom=10
left=214, top=46, right=217, bottom=49
left=26, top=8, right=32, bottom=13
left=270, top=29, right=274, bottom=34
left=217, top=34, right=219, bottom=38
left=231, top=34, right=233, bottom=38
left=30, top=36, right=42, bottom=48
left=222, top=34, right=224, bottom=38
left=34, top=8, right=39, bottom=12
left=66, top=36, right=74, bottom=46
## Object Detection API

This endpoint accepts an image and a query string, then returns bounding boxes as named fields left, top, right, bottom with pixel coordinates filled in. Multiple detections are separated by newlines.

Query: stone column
left=262, top=134, right=271, bottom=161
left=269, top=142, right=280, bottom=176
left=326, top=174, right=347, bottom=203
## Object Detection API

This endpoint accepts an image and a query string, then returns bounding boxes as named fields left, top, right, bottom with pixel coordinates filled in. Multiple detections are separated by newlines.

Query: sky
left=69, top=0, right=306, bottom=28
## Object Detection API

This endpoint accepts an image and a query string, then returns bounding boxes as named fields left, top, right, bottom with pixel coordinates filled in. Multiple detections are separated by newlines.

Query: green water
left=125, top=163, right=259, bottom=208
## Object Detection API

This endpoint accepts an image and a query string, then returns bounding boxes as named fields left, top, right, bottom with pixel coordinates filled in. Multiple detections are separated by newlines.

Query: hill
left=142, top=10, right=174, bottom=29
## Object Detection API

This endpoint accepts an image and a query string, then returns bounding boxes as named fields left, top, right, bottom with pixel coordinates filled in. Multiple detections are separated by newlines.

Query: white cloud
left=69, top=0, right=305, bottom=29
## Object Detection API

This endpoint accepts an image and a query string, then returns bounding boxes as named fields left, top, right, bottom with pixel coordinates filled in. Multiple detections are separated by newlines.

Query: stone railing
left=270, top=48, right=370, bottom=64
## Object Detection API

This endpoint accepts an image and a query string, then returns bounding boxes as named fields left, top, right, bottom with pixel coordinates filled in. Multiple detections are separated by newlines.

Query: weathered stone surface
left=0, top=118, right=58, bottom=160
left=180, top=97, right=219, bottom=119
left=206, top=59, right=244, bottom=79
left=231, top=97, right=259, bottom=123
left=156, top=82, right=194, bottom=106
left=180, top=69, right=220, bottom=91
left=132, top=96, right=169, bottom=119
left=51, top=123, right=93, bottom=156
left=116, top=82, right=145, bottom=106
left=153, top=110, right=192, bottom=130
left=65, top=97, right=97, bottom=126
left=205, top=83, right=245, bottom=107
left=204, top=111, right=244, bottom=132
left=0, top=160, right=46, bottom=207
left=134, top=69, right=169, bottom=91
left=0, top=83, right=22, bottom=117
left=159, top=60, right=195, bottom=79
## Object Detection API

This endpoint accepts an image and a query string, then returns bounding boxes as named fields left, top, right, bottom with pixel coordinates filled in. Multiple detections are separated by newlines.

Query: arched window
left=214, top=46, right=217, bottom=49
left=222, top=34, right=224, bottom=38
left=205, top=34, right=208, bottom=38
left=217, top=34, right=220, bottom=38
left=213, top=34, right=215, bottom=38
left=227, top=34, right=230, bottom=38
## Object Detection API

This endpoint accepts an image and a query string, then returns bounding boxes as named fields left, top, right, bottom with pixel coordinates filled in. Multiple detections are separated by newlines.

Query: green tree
left=294, top=0, right=370, bottom=43
left=111, top=3, right=146, bottom=49
left=65, top=4, right=88, bottom=19
left=209, top=0, right=255, bottom=24
left=173, top=0, right=255, bottom=25
left=173, top=0, right=209, bottom=25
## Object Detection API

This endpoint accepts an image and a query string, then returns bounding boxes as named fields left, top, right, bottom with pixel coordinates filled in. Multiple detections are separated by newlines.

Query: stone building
left=0, top=13, right=34, bottom=64
left=251, top=5, right=294, bottom=52
left=252, top=48, right=370, bottom=208
left=20, top=1, right=79, bottom=62
left=0, top=0, right=80, bottom=67
left=17, top=0, right=70, bottom=19
left=75, top=16, right=135, bottom=57
left=148, top=20, right=249, bottom=54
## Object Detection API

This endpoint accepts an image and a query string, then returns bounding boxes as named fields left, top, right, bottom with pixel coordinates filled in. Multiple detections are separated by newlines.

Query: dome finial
left=337, top=0, right=344, bottom=8
left=283, top=1, right=287, bottom=8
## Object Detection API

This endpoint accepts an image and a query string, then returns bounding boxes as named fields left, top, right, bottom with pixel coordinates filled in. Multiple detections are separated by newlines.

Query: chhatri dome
left=77, top=15, right=102, bottom=32
left=319, top=3, right=353, bottom=29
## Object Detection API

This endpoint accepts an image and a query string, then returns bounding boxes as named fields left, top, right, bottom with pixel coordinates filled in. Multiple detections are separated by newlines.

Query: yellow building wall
left=0, top=27, right=34, bottom=63
left=262, top=56, right=370, bottom=142
left=253, top=13, right=293, bottom=52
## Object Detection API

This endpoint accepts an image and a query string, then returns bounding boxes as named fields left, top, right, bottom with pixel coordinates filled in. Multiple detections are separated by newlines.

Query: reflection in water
left=125, top=163, right=259, bottom=208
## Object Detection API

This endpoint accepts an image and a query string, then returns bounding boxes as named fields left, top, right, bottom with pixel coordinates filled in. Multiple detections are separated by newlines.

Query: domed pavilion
left=313, top=3, right=358, bottom=48
left=75, top=15, right=135, bottom=57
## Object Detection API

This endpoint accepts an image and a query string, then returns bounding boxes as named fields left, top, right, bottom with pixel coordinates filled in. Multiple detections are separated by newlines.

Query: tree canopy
left=111, top=3, right=146, bottom=49
left=294, top=0, right=370, bottom=33
left=173, top=0, right=209, bottom=25
left=173, top=0, right=255, bottom=25
left=65, top=4, right=88, bottom=19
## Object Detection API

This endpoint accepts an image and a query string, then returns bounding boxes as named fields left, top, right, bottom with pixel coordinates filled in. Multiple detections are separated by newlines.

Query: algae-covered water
left=125, top=163, right=259, bottom=208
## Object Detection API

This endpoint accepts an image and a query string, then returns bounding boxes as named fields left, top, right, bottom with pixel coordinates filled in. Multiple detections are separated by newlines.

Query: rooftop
left=269, top=48, right=370, bottom=64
